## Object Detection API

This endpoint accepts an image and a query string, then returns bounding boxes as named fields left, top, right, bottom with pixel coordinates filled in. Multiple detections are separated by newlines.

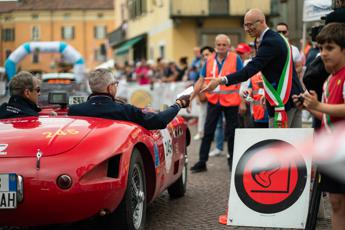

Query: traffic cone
left=218, top=208, right=228, bottom=225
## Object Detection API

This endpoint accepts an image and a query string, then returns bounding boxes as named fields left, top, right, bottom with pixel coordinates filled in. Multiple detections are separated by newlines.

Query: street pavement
left=0, top=117, right=332, bottom=230
left=145, top=121, right=332, bottom=230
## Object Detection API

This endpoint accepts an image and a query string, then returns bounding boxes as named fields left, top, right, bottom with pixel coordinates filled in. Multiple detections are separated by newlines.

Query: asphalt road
left=0, top=115, right=332, bottom=230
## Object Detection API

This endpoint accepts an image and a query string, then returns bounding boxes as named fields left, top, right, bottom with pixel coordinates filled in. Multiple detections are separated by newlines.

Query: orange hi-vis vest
left=205, top=52, right=241, bottom=106
left=251, top=72, right=266, bottom=121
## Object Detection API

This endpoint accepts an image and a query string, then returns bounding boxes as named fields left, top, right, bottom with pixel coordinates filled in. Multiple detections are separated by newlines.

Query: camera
left=310, top=25, right=324, bottom=42
left=298, top=95, right=304, bottom=104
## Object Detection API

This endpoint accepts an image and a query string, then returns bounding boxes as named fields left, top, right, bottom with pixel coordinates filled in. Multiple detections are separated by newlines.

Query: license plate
left=0, top=174, right=17, bottom=209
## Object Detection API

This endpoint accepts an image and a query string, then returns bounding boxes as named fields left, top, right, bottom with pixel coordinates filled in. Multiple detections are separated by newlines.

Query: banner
left=5, top=42, right=85, bottom=82
left=303, top=0, right=332, bottom=22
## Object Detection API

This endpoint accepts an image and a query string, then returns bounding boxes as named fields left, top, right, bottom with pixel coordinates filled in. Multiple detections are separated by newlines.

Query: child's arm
left=310, top=103, right=345, bottom=118
left=306, top=108, right=323, bottom=120
left=304, top=90, right=345, bottom=118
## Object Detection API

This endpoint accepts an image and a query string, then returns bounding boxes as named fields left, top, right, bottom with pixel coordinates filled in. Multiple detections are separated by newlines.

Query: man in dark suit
left=201, top=9, right=303, bottom=128
left=68, top=68, right=190, bottom=130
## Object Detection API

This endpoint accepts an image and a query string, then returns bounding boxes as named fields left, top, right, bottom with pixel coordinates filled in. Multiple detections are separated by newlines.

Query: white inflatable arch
left=5, top=41, right=85, bottom=82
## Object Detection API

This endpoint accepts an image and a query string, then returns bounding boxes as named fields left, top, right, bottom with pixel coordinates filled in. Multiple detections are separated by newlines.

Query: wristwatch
left=220, top=76, right=228, bottom=85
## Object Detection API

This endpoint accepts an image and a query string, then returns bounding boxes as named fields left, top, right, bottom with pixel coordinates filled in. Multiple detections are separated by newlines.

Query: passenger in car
left=0, top=71, right=41, bottom=119
left=68, top=68, right=190, bottom=130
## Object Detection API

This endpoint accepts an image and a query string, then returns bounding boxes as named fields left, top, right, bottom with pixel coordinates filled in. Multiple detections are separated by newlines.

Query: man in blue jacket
left=68, top=68, right=190, bottom=130
left=201, top=9, right=303, bottom=128
left=0, top=71, right=41, bottom=119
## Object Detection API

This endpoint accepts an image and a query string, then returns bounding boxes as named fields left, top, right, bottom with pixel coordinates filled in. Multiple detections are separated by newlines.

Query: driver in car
left=68, top=68, right=190, bottom=130
left=0, top=71, right=41, bottom=119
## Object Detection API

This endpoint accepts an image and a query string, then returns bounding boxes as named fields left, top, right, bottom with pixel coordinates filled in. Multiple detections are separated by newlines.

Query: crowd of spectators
left=112, top=54, right=200, bottom=85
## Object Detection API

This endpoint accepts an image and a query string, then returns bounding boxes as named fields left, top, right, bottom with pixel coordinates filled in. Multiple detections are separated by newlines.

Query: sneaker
left=209, top=148, right=223, bottom=157
left=190, top=161, right=207, bottom=173
left=193, top=133, right=203, bottom=140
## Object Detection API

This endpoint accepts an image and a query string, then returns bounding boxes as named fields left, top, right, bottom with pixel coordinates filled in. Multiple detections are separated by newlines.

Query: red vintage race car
left=0, top=92, right=190, bottom=230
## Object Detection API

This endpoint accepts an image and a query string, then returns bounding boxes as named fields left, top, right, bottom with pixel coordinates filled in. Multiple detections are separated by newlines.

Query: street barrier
left=117, top=81, right=201, bottom=117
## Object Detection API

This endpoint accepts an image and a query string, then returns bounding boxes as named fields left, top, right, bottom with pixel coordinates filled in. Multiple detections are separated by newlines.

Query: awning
left=116, top=36, right=143, bottom=56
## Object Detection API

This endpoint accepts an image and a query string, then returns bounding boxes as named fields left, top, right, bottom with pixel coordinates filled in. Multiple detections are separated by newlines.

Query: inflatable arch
left=5, top=41, right=85, bottom=82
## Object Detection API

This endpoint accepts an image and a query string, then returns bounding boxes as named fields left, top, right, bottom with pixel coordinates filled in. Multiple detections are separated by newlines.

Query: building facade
left=0, top=0, right=115, bottom=73
left=109, top=0, right=272, bottom=64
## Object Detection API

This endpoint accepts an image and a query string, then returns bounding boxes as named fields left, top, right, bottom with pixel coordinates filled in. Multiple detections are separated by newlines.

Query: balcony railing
left=170, top=0, right=271, bottom=17
left=170, top=0, right=208, bottom=16
left=108, top=26, right=126, bottom=47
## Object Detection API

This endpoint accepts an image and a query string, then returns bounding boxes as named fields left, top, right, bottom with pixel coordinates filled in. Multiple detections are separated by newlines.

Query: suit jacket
left=225, top=29, right=303, bottom=116
left=68, top=94, right=180, bottom=130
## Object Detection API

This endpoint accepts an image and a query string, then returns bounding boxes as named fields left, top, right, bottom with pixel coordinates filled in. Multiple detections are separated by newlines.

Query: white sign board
left=228, top=128, right=313, bottom=229
left=303, top=0, right=332, bottom=22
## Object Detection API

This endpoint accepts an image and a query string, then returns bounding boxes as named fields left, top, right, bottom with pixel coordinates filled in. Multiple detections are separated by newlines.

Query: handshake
left=175, top=86, right=193, bottom=109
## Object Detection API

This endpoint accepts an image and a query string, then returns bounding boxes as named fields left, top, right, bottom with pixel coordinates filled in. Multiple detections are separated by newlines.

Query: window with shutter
left=62, top=26, right=74, bottom=40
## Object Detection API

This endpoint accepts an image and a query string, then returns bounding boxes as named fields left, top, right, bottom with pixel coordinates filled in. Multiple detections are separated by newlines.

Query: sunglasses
left=278, top=30, right=287, bottom=35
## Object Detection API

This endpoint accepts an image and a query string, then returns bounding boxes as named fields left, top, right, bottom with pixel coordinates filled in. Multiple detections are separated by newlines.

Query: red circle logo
left=235, top=139, right=307, bottom=213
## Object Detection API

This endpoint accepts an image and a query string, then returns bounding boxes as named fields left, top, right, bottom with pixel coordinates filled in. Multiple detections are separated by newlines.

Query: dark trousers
left=254, top=121, right=269, bottom=128
left=199, top=102, right=239, bottom=164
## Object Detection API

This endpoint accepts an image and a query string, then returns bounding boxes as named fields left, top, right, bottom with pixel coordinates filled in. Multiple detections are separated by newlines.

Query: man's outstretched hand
left=200, top=77, right=222, bottom=93
left=176, top=94, right=191, bottom=108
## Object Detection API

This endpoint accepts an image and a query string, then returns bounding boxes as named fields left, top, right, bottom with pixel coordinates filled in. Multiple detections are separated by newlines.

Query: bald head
left=243, top=9, right=268, bottom=38
left=245, top=9, right=266, bottom=23
left=215, top=34, right=231, bottom=57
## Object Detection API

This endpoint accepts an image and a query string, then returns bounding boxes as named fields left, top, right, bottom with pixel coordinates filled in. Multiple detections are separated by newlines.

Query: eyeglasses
left=34, top=87, right=40, bottom=93
left=277, top=30, right=287, bottom=35
left=243, top=20, right=261, bottom=29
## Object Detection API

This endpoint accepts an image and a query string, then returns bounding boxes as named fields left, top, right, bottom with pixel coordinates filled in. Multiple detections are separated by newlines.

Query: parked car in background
left=39, top=73, right=89, bottom=106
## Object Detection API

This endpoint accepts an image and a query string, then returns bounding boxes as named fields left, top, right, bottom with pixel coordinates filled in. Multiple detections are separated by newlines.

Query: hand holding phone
left=298, top=95, right=304, bottom=103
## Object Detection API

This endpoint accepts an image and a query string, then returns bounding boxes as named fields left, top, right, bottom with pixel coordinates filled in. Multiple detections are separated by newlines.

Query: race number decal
left=154, top=143, right=160, bottom=168
left=43, top=129, right=79, bottom=138
left=234, top=139, right=307, bottom=214
left=160, top=129, right=173, bottom=173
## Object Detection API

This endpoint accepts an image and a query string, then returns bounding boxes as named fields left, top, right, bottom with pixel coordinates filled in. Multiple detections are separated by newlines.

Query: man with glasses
left=201, top=8, right=303, bottom=128
left=0, top=71, right=41, bottom=119
left=68, top=68, right=190, bottom=130
left=276, top=22, right=303, bottom=77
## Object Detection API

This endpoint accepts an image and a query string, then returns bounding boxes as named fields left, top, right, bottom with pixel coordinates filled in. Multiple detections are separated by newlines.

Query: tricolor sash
left=262, top=34, right=293, bottom=128
left=322, top=77, right=334, bottom=133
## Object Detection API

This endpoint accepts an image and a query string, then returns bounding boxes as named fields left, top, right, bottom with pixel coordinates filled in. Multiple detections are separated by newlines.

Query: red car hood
left=0, top=116, right=94, bottom=157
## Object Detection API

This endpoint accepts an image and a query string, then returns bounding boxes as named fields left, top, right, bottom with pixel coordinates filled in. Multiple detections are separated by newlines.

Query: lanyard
left=212, top=53, right=228, bottom=92
left=212, top=53, right=228, bottom=78
left=323, top=76, right=334, bottom=132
